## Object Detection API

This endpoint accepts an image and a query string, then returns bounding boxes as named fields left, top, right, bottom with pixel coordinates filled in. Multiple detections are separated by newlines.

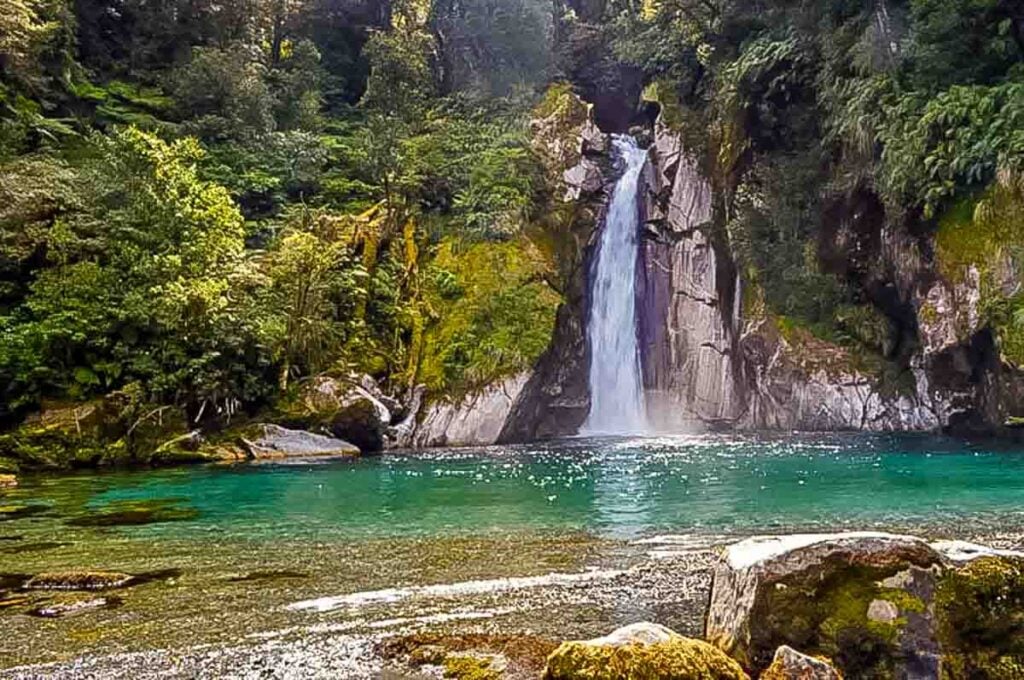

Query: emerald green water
left=5, top=432, right=1024, bottom=669
left=9, top=433, right=1024, bottom=542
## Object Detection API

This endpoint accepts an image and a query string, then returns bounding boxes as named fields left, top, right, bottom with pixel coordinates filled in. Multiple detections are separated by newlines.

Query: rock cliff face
left=413, top=372, right=530, bottom=448
left=635, top=120, right=940, bottom=432
left=498, top=94, right=616, bottom=443
left=429, top=97, right=1024, bottom=444
left=631, top=120, right=1024, bottom=435
left=637, top=123, right=740, bottom=431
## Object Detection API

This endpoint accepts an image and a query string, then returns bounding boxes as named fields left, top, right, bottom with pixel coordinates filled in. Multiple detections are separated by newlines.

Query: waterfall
left=583, top=135, right=648, bottom=435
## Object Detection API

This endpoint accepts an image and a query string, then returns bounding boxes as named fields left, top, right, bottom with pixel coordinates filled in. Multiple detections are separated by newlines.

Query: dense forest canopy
left=0, top=0, right=1022, bottom=445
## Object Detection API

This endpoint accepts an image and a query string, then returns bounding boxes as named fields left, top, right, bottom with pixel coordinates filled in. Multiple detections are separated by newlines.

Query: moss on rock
left=0, top=398, right=194, bottom=470
left=443, top=654, right=503, bottom=680
left=743, top=563, right=928, bottom=677
left=379, top=632, right=558, bottom=677
left=544, top=636, right=749, bottom=680
left=419, top=237, right=560, bottom=396
left=934, top=181, right=1024, bottom=366
left=936, top=556, right=1024, bottom=678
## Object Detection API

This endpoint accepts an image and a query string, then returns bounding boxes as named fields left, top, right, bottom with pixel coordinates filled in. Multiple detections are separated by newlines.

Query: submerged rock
left=0, top=503, right=49, bottom=521
left=544, top=622, right=749, bottom=680
left=0, top=573, right=29, bottom=589
left=66, top=498, right=199, bottom=527
left=240, top=424, right=359, bottom=459
left=760, top=646, right=842, bottom=680
left=706, top=532, right=1024, bottom=678
left=0, top=541, right=70, bottom=555
left=0, top=593, right=30, bottom=610
left=25, top=570, right=133, bottom=591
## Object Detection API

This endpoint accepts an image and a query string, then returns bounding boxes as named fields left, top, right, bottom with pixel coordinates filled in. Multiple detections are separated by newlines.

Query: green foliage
left=68, top=79, right=175, bottom=130
left=0, top=0, right=565, bottom=454
left=200, top=131, right=328, bottom=218
left=908, top=0, right=1024, bottom=89
left=728, top=152, right=846, bottom=327
left=429, top=0, right=554, bottom=96
left=0, top=127, right=263, bottom=412
left=877, top=82, right=1024, bottom=218
left=170, top=45, right=277, bottom=141
left=253, top=221, right=367, bottom=387
left=361, top=27, right=435, bottom=121
left=271, top=39, right=325, bottom=132
left=420, top=237, right=559, bottom=393
left=0, top=0, right=58, bottom=88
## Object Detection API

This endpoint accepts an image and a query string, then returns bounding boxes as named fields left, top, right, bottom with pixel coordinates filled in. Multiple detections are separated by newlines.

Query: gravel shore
left=1, top=547, right=715, bottom=680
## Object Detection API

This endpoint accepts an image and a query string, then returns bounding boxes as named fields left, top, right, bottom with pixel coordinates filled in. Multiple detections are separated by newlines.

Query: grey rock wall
left=412, top=372, right=530, bottom=447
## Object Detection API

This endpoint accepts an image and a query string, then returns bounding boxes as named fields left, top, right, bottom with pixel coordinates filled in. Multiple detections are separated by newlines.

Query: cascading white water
left=583, top=135, right=648, bottom=434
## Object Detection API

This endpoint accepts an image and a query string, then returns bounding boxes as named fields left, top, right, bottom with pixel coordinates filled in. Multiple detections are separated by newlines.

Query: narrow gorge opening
left=582, top=135, right=649, bottom=435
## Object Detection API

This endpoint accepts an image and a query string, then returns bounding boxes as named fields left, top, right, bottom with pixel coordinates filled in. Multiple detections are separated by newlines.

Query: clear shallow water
left=9, top=433, right=1024, bottom=543
left=7, top=432, right=1024, bottom=668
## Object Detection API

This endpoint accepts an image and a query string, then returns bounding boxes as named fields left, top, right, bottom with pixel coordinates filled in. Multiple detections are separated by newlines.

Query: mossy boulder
left=442, top=653, right=505, bottom=680
left=30, top=595, right=123, bottom=618
left=0, top=415, right=109, bottom=469
left=150, top=431, right=247, bottom=465
left=0, top=503, right=49, bottom=521
left=707, top=533, right=1024, bottom=678
left=0, top=397, right=191, bottom=470
left=706, top=533, right=940, bottom=676
left=543, top=622, right=749, bottom=680
left=936, top=555, right=1024, bottom=678
left=379, top=632, right=557, bottom=678
left=274, top=375, right=393, bottom=453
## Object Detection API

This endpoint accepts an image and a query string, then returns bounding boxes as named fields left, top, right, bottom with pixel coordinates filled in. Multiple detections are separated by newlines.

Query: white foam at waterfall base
left=582, top=135, right=649, bottom=435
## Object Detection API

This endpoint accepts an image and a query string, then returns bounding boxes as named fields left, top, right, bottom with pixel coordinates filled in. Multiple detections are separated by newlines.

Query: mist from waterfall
left=582, top=135, right=648, bottom=435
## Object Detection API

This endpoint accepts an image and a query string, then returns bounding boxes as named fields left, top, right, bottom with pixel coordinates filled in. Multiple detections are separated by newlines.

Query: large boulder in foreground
left=706, top=532, right=1024, bottom=679
left=240, top=424, right=358, bottom=459
left=544, top=622, right=748, bottom=680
